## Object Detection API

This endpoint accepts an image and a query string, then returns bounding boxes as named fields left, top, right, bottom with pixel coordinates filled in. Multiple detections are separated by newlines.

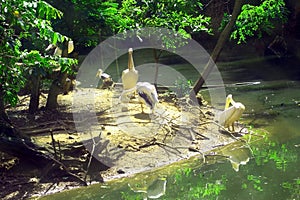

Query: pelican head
left=96, top=69, right=103, bottom=78
left=128, top=48, right=133, bottom=54
left=225, top=94, right=233, bottom=109
left=96, top=69, right=111, bottom=80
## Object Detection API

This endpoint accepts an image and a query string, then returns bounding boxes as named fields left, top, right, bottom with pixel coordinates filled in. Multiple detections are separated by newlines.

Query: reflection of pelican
left=218, top=94, right=245, bottom=132
left=129, top=177, right=167, bottom=199
left=122, top=48, right=138, bottom=90
left=228, top=147, right=251, bottom=172
left=136, top=82, right=159, bottom=113
left=218, top=142, right=252, bottom=172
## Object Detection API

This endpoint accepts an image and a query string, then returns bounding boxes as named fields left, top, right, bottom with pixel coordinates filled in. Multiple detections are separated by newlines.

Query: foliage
left=117, top=0, right=212, bottom=49
left=247, top=174, right=264, bottom=192
left=46, top=0, right=122, bottom=48
left=228, top=0, right=288, bottom=44
left=0, top=0, right=75, bottom=108
left=174, top=78, right=193, bottom=97
left=252, top=139, right=297, bottom=172
left=282, top=178, right=300, bottom=200
left=118, top=0, right=211, bottom=34
left=172, top=167, right=227, bottom=199
left=120, top=191, right=143, bottom=200
left=188, top=174, right=227, bottom=199
left=49, top=0, right=212, bottom=50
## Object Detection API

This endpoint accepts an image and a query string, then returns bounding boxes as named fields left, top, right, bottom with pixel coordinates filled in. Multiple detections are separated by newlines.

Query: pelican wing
left=136, top=82, right=158, bottom=109
left=138, top=91, right=154, bottom=109
left=225, top=105, right=244, bottom=127
left=218, top=106, right=237, bottom=127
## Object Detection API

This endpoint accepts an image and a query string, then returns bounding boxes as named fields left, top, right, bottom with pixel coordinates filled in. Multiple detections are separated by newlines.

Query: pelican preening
left=119, top=48, right=159, bottom=113
left=119, top=82, right=159, bottom=113
left=96, top=69, right=111, bottom=80
left=218, top=94, right=245, bottom=132
left=96, top=69, right=114, bottom=89
left=136, top=82, right=159, bottom=113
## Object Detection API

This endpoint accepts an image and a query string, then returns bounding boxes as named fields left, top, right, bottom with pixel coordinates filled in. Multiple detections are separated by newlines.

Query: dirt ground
left=0, top=86, right=246, bottom=199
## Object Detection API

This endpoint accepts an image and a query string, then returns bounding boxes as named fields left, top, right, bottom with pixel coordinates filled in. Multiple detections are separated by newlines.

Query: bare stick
left=188, top=147, right=206, bottom=163
left=50, top=129, right=58, bottom=160
left=57, top=140, right=62, bottom=162
left=84, top=131, right=101, bottom=183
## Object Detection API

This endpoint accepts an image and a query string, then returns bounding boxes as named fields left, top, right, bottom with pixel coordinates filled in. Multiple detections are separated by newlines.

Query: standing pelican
left=218, top=94, right=245, bottom=132
left=96, top=69, right=111, bottom=80
left=122, top=48, right=138, bottom=90
left=136, top=82, right=159, bottom=113
left=96, top=69, right=113, bottom=89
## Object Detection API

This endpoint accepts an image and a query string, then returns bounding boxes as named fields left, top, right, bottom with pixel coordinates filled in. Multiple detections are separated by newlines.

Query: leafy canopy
left=117, top=0, right=212, bottom=48
left=0, top=0, right=76, bottom=107
left=230, top=0, right=288, bottom=44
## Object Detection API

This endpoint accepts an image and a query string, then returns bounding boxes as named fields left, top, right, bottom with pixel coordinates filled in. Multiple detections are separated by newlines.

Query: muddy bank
left=0, top=87, right=246, bottom=199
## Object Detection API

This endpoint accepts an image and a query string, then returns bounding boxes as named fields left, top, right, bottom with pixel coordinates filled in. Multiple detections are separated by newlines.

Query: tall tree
left=0, top=0, right=76, bottom=167
left=191, top=0, right=288, bottom=95
left=0, top=0, right=77, bottom=116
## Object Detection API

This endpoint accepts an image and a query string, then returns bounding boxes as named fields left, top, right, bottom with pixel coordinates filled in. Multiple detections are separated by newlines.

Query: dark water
left=39, top=56, right=300, bottom=200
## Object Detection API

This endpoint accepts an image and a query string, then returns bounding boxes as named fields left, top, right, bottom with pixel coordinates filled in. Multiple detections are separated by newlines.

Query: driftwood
left=0, top=121, right=87, bottom=186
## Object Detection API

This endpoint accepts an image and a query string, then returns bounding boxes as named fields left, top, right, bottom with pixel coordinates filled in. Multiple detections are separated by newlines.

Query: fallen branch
left=0, top=121, right=87, bottom=186
left=188, top=147, right=206, bottom=163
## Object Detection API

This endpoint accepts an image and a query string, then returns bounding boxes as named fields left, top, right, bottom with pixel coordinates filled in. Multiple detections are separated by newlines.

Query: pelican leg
left=140, top=102, right=145, bottom=113
left=229, top=123, right=235, bottom=132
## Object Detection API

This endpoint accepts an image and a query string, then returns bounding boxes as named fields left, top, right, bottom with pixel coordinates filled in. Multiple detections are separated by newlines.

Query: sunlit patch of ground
left=1, top=86, right=241, bottom=199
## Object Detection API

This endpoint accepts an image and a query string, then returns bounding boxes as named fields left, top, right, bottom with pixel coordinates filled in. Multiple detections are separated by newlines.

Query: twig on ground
left=50, top=130, right=58, bottom=160
left=57, top=140, right=62, bottom=162
left=188, top=147, right=206, bottom=163
left=84, top=130, right=102, bottom=183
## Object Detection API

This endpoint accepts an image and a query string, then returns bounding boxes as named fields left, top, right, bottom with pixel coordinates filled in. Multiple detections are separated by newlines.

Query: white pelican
left=96, top=69, right=113, bottom=89
left=218, top=94, right=245, bottom=132
left=96, top=69, right=111, bottom=80
left=121, top=48, right=138, bottom=90
left=136, top=82, right=159, bottom=113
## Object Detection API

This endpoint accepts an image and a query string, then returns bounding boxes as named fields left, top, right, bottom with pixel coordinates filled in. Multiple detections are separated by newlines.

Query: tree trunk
left=29, top=74, right=40, bottom=114
left=46, top=42, right=71, bottom=110
left=153, top=49, right=163, bottom=88
left=0, top=118, right=87, bottom=185
left=46, top=72, right=68, bottom=110
left=0, top=117, right=53, bottom=167
left=0, top=85, right=10, bottom=123
left=190, top=0, right=244, bottom=96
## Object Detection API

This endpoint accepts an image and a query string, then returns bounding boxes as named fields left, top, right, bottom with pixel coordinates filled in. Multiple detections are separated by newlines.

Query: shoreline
left=1, top=87, right=246, bottom=199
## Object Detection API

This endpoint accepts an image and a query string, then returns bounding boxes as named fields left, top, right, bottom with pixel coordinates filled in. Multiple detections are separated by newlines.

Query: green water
left=39, top=57, right=300, bottom=200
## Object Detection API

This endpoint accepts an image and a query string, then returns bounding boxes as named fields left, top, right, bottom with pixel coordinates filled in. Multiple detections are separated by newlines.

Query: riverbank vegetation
left=1, top=0, right=299, bottom=199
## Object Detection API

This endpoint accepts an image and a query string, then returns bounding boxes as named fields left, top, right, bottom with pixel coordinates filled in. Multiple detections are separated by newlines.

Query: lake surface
left=39, top=53, right=300, bottom=200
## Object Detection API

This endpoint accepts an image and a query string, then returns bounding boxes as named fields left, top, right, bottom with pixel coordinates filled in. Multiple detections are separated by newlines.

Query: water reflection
left=128, top=176, right=167, bottom=199
left=215, top=142, right=252, bottom=172
left=38, top=58, right=300, bottom=200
